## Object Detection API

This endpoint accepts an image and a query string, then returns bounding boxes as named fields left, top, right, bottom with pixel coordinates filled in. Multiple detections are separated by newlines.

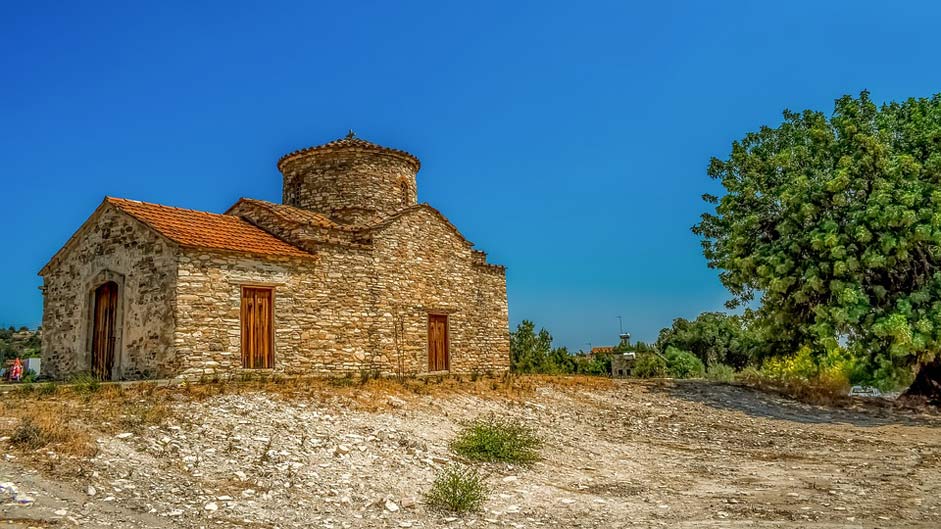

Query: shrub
left=631, top=353, right=667, bottom=378
left=10, top=416, right=47, bottom=449
left=9, top=413, right=95, bottom=456
left=450, top=414, right=541, bottom=464
left=665, top=347, right=705, bottom=379
left=705, top=363, right=736, bottom=383
left=424, top=464, right=489, bottom=513
left=69, top=372, right=101, bottom=394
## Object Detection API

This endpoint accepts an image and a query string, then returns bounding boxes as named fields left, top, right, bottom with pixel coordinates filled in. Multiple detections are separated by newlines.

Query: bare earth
left=2, top=378, right=940, bottom=528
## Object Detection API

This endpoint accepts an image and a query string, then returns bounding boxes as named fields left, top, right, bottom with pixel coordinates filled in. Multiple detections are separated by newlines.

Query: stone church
left=39, top=133, right=509, bottom=380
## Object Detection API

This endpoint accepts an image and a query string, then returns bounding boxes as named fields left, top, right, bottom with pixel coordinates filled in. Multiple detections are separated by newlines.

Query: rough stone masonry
left=39, top=133, right=509, bottom=380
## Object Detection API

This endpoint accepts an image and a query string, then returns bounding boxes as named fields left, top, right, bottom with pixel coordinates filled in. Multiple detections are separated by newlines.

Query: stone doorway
left=91, top=281, right=119, bottom=380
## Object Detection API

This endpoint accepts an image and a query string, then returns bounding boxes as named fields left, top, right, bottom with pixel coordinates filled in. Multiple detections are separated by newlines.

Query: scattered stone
left=385, top=499, right=400, bottom=512
left=15, top=495, right=34, bottom=505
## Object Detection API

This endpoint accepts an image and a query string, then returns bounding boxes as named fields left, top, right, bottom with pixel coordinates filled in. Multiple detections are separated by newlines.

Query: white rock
left=86, top=485, right=97, bottom=496
left=385, top=500, right=399, bottom=512
left=204, top=501, right=218, bottom=511
left=15, top=495, right=34, bottom=505
left=115, top=432, right=134, bottom=439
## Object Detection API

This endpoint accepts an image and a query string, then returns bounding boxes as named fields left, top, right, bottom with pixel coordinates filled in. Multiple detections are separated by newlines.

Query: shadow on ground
left=644, top=379, right=941, bottom=428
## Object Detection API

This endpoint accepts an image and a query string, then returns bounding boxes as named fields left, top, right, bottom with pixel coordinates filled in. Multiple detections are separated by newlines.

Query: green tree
left=693, top=91, right=941, bottom=395
left=656, top=312, right=755, bottom=369
left=510, top=320, right=576, bottom=374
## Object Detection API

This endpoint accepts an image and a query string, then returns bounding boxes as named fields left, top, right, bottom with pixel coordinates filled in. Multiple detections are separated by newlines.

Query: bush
left=69, top=372, right=101, bottom=394
left=424, top=464, right=489, bottom=513
left=705, top=363, right=736, bottom=383
left=631, top=353, right=667, bottom=378
left=450, top=414, right=541, bottom=464
left=9, top=413, right=96, bottom=457
left=10, top=416, right=47, bottom=449
left=665, top=347, right=705, bottom=379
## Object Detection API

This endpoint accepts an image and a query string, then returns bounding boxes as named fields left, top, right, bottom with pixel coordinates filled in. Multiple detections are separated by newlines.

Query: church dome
left=278, top=132, right=420, bottom=224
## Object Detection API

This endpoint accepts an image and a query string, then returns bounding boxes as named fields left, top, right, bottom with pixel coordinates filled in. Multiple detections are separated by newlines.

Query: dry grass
left=7, top=408, right=97, bottom=458
left=0, top=372, right=609, bottom=470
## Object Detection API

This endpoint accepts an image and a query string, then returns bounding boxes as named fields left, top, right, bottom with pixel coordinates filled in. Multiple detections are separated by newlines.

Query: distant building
left=611, top=352, right=636, bottom=377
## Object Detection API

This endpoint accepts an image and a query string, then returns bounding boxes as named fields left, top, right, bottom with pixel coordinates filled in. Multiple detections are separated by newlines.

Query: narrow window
left=241, top=287, right=274, bottom=369
left=427, top=314, right=449, bottom=371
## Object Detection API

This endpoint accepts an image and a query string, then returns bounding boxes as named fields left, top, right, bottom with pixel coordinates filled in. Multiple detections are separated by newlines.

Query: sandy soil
left=1, top=378, right=939, bottom=528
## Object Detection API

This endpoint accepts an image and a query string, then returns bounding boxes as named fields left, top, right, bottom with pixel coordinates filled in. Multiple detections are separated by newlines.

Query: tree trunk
left=901, top=358, right=941, bottom=404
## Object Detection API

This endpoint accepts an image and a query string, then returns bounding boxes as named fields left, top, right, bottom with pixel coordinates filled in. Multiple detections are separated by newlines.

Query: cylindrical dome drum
left=277, top=133, right=420, bottom=225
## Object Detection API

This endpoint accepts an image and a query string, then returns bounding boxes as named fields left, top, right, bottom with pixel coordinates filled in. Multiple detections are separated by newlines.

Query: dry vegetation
left=1, top=374, right=939, bottom=528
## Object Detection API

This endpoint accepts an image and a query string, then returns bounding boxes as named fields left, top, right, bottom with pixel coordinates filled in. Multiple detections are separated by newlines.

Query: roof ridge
left=276, top=135, right=420, bottom=172
left=106, top=196, right=235, bottom=219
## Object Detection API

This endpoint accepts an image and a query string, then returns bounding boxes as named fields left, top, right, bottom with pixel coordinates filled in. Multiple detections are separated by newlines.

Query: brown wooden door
left=241, top=287, right=274, bottom=369
left=91, top=281, right=118, bottom=380
left=428, top=314, right=449, bottom=371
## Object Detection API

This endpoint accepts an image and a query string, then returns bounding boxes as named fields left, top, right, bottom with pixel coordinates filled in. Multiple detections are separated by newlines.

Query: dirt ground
left=1, top=377, right=939, bottom=528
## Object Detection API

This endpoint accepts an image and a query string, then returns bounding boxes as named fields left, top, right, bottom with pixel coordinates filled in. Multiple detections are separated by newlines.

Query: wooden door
left=241, top=287, right=274, bottom=369
left=91, top=281, right=118, bottom=380
left=427, top=314, right=449, bottom=371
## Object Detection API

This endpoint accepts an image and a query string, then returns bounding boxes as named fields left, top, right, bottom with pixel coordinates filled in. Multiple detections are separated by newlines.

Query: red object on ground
left=10, top=358, right=23, bottom=382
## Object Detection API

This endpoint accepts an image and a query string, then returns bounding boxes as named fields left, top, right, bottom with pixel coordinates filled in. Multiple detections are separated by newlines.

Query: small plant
left=632, top=353, right=667, bottom=378
left=424, top=464, right=489, bottom=513
left=37, top=381, right=58, bottom=396
left=9, top=413, right=95, bottom=456
left=69, top=372, right=101, bottom=394
left=665, top=347, right=705, bottom=379
left=705, top=363, right=736, bottom=383
left=10, top=416, right=46, bottom=449
left=450, top=414, right=542, bottom=464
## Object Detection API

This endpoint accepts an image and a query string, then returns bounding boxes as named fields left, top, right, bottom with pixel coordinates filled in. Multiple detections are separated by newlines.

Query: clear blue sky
left=1, top=1, right=939, bottom=350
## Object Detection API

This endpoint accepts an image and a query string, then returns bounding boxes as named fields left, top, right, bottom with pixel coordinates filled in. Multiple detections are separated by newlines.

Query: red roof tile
left=106, top=197, right=312, bottom=258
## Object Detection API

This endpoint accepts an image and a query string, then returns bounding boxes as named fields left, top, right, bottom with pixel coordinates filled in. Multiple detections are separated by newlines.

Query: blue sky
left=1, top=1, right=939, bottom=350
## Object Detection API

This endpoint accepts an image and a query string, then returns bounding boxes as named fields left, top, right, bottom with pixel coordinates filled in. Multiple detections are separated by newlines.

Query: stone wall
left=173, top=207, right=508, bottom=377
left=280, top=148, right=418, bottom=225
left=39, top=204, right=178, bottom=379
left=367, top=206, right=509, bottom=374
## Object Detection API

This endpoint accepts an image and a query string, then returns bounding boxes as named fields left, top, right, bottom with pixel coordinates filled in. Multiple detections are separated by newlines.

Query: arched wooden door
left=91, top=281, right=119, bottom=380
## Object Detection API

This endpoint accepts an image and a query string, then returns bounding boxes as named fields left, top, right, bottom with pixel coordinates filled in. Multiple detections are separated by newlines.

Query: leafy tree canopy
left=656, top=311, right=756, bottom=369
left=693, top=91, right=941, bottom=388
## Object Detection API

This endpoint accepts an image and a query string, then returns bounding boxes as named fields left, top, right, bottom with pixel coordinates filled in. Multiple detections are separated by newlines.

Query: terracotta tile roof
left=277, top=132, right=420, bottom=172
left=106, top=197, right=312, bottom=258
left=229, top=198, right=354, bottom=230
